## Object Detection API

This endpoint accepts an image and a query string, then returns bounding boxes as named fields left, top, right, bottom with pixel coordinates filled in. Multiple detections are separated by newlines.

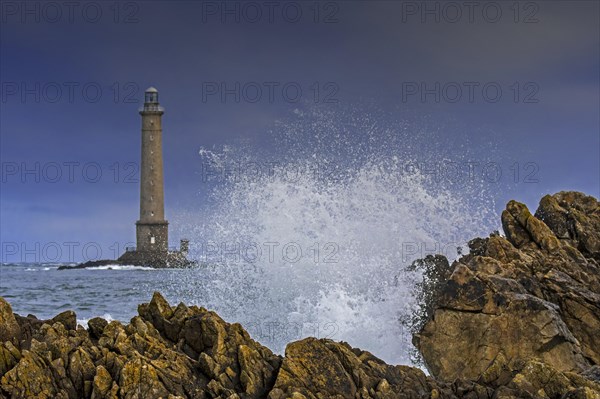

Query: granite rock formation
left=1, top=293, right=456, bottom=399
left=1, top=191, right=599, bottom=398
left=414, top=191, right=600, bottom=396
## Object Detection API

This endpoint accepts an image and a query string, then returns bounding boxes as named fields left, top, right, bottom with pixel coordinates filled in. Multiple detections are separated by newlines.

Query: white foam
left=170, top=106, right=497, bottom=365
left=24, top=266, right=57, bottom=271
left=86, top=265, right=154, bottom=271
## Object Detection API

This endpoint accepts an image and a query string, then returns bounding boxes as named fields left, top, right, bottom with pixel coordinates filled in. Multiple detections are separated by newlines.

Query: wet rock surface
left=1, top=191, right=599, bottom=398
left=0, top=292, right=501, bottom=399
left=414, top=191, right=600, bottom=397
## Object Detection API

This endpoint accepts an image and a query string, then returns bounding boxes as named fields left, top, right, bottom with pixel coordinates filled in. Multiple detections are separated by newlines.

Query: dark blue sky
left=1, top=0, right=599, bottom=262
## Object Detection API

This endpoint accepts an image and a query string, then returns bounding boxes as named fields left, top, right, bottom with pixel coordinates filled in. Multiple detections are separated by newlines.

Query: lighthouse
left=136, top=87, right=168, bottom=253
left=62, top=87, right=193, bottom=270
left=116, top=87, right=192, bottom=268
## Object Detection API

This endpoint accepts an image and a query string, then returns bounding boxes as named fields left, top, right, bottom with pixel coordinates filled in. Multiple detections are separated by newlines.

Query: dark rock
left=52, top=310, right=77, bottom=331
left=57, top=259, right=118, bottom=270
left=0, top=298, right=20, bottom=346
left=467, top=237, right=488, bottom=257
left=87, top=317, right=108, bottom=339
left=0, top=342, right=21, bottom=378
left=582, top=365, right=600, bottom=383
left=414, top=191, right=600, bottom=397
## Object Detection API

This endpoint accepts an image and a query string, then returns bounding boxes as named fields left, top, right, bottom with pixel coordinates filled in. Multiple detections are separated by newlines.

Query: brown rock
left=91, top=365, right=117, bottom=399
left=0, top=349, right=62, bottom=399
left=0, top=342, right=21, bottom=378
left=270, top=337, right=447, bottom=399
left=535, top=192, right=600, bottom=260
left=88, top=317, right=109, bottom=339
left=52, top=311, right=77, bottom=331
left=504, top=199, right=561, bottom=252
left=118, top=357, right=170, bottom=399
left=501, top=208, right=531, bottom=248
left=414, top=192, right=600, bottom=394
left=0, top=298, right=20, bottom=345
left=0, top=284, right=598, bottom=398
left=68, top=347, right=96, bottom=397
left=415, top=291, right=588, bottom=381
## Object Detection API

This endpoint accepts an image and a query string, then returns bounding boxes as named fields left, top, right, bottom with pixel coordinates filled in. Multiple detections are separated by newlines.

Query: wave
left=24, top=267, right=58, bottom=271
left=86, top=265, right=155, bottom=271
left=160, top=105, right=502, bottom=365
left=1, top=105, right=499, bottom=366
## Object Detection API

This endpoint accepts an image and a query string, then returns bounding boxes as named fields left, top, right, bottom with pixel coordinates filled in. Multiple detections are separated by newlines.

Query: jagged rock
left=583, top=366, right=600, bottom=383
left=535, top=192, right=600, bottom=260
left=268, top=337, right=447, bottom=399
left=139, top=292, right=282, bottom=398
left=88, top=317, right=109, bottom=340
left=1, top=286, right=598, bottom=398
left=119, top=357, right=171, bottom=398
left=406, top=255, right=454, bottom=333
left=415, top=290, right=588, bottom=380
left=0, top=192, right=598, bottom=399
left=53, top=311, right=77, bottom=332
left=0, top=342, right=21, bottom=378
left=0, top=298, right=20, bottom=346
left=1, top=349, right=64, bottom=399
left=91, top=365, right=117, bottom=399
left=415, top=191, right=600, bottom=395
left=0, top=292, right=284, bottom=398
left=502, top=199, right=561, bottom=252
left=504, top=360, right=600, bottom=398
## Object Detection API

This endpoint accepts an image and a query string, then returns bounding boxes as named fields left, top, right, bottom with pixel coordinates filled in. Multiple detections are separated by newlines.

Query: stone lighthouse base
left=117, top=249, right=195, bottom=268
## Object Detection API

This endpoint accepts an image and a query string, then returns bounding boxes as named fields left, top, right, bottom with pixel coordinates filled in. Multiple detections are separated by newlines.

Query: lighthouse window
left=150, top=237, right=155, bottom=244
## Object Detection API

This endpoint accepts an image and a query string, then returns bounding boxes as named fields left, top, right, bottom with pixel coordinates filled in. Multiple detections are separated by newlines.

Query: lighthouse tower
left=115, top=87, right=192, bottom=268
left=136, top=87, right=168, bottom=253
left=67, top=87, right=193, bottom=269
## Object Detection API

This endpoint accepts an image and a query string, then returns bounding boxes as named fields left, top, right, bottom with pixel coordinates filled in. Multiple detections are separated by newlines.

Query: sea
left=0, top=262, right=178, bottom=325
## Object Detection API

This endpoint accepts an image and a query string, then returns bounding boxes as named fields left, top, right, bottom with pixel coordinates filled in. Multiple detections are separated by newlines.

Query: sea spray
left=162, top=104, right=499, bottom=365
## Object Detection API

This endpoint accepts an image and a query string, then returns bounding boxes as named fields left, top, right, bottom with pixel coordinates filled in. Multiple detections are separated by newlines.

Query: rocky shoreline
left=1, top=191, right=599, bottom=398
